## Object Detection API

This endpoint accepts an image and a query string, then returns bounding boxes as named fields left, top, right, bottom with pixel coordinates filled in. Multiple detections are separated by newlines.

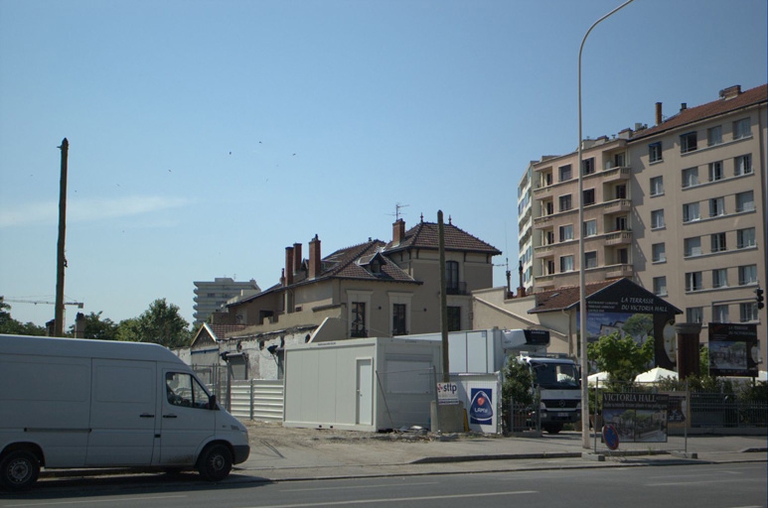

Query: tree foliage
left=117, top=298, right=191, bottom=348
left=501, top=356, right=534, bottom=407
left=0, top=301, right=47, bottom=336
left=69, top=311, right=118, bottom=340
left=587, top=331, right=654, bottom=384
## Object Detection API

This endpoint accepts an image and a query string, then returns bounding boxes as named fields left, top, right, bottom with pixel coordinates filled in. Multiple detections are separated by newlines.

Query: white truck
left=0, top=334, right=250, bottom=491
left=408, top=328, right=581, bottom=434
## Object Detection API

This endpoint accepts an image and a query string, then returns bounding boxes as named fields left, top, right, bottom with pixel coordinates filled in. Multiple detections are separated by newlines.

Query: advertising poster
left=708, top=323, right=759, bottom=377
left=469, top=387, right=494, bottom=425
left=578, top=279, right=682, bottom=370
left=602, top=392, right=669, bottom=443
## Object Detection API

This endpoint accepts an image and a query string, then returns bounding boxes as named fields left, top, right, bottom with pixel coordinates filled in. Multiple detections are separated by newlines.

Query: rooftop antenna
left=388, top=203, right=409, bottom=221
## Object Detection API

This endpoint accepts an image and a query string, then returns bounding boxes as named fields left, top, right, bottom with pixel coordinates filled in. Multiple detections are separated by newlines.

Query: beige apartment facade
left=531, top=134, right=634, bottom=290
left=527, top=83, right=766, bottom=366
left=630, top=84, right=767, bottom=364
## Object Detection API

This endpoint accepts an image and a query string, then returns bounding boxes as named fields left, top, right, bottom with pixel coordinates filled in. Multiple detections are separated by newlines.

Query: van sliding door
left=86, top=359, right=157, bottom=466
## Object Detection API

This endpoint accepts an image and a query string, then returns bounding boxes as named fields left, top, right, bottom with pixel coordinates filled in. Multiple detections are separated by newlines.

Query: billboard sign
left=602, top=392, right=669, bottom=444
left=708, top=323, right=759, bottom=377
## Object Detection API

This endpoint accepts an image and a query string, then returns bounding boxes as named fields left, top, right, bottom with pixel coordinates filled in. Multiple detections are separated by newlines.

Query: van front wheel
left=0, top=449, right=40, bottom=491
left=197, top=444, right=232, bottom=482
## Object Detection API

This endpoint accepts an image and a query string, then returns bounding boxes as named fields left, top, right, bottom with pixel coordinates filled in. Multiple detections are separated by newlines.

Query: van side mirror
left=209, top=395, right=217, bottom=410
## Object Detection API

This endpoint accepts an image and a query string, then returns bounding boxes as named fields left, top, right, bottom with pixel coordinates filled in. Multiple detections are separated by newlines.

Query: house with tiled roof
left=208, top=216, right=500, bottom=377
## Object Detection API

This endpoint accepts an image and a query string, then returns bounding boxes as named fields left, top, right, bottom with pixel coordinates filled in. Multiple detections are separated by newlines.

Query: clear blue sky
left=1, top=0, right=766, bottom=329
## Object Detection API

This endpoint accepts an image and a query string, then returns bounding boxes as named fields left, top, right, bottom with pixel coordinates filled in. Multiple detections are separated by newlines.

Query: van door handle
left=140, top=413, right=155, bottom=418
left=163, top=414, right=178, bottom=419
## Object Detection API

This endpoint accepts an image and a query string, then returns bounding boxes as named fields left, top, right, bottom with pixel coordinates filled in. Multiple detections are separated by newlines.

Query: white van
left=0, top=334, right=250, bottom=491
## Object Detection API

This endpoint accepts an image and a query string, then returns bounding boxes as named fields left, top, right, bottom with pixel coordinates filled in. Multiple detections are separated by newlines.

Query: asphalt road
left=2, top=463, right=765, bottom=508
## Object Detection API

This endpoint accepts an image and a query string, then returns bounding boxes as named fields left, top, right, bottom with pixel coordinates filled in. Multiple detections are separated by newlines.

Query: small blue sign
left=469, top=388, right=493, bottom=425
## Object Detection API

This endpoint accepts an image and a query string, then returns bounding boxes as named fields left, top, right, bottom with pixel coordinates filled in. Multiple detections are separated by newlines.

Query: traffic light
left=757, top=287, right=765, bottom=310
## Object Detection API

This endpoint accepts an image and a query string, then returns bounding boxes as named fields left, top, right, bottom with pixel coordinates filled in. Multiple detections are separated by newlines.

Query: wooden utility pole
left=54, top=138, right=69, bottom=337
left=438, top=210, right=449, bottom=382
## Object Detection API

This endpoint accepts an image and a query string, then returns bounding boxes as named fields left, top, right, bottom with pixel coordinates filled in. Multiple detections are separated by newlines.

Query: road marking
left=239, top=490, right=537, bottom=508
left=647, top=478, right=758, bottom=487
left=284, top=481, right=440, bottom=492
left=5, top=495, right=187, bottom=507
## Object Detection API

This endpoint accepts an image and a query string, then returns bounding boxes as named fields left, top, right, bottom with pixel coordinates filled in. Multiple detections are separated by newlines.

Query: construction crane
left=0, top=296, right=84, bottom=309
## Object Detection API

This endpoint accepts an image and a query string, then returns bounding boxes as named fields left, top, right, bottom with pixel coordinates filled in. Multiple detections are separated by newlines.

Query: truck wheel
left=197, top=444, right=232, bottom=482
left=0, top=449, right=40, bottom=491
left=543, top=424, right=563, bottom=434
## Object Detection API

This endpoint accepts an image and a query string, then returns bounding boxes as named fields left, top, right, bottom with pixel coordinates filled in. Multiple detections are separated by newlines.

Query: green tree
left=118, top=299, right=191, bottom=348
left=621, top=314, right=653, bottom=340
left=0, top=301, right=46, bottom=336
left=587, top=331, right=654, bottom=385
left=69, top=311, right=118, bottom=340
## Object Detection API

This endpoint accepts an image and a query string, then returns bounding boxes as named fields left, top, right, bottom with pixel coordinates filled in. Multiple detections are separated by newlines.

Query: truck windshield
left=531, top=361, right=580, bottom=389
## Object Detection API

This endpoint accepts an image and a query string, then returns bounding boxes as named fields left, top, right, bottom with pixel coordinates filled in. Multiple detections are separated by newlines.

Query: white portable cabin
left=283, top=337, right=442, bottom=432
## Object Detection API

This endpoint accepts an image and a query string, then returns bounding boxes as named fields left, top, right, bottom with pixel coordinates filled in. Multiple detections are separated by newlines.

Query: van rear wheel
left=0, top=450, right=40, bottom=492
left=197, top=444, right=232, bottom=482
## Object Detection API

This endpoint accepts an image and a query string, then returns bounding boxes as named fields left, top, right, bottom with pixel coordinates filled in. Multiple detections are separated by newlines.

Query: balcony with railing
left=602, top=198, right=632, bottom=214
left=605, top=264, right=634, bottom=279
left=605, top=230, right=632, bottom=245
left=446, top=281, right=468, bottom=295
left=602, top=166, right=631, bottom=182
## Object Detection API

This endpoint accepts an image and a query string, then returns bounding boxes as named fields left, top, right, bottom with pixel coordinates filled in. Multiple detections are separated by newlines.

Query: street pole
left=578, top=0, right=634, bottom=450
left=54, top=138, right=69, bottom=337
left=438, top=210, right=450, bottom=382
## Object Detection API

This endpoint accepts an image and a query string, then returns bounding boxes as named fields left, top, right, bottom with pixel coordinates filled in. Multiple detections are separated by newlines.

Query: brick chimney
left=284, top=246, right=294, bottom=286
left=393, top=219, right=406, bottom=244
left=309, top=234, right=321, bottom=279
left=655, top=102, right=662, bottom=126
left=293, top=242, right=302, bottom=275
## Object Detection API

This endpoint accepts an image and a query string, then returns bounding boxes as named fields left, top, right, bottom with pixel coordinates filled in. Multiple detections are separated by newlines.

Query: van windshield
left=531, top=361, right=580, bottom=389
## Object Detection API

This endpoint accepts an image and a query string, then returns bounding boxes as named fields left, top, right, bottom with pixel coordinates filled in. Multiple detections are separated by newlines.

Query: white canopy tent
left=635, top=366, right=678, bottom=383
left=587, top=371, right=610, bottom=385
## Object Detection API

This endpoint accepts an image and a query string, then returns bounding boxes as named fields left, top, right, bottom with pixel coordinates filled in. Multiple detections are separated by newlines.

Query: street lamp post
left=578, top=0, right=634, bottom=450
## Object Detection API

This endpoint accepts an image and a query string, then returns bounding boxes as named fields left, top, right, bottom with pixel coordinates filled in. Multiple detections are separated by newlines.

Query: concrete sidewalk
left=235, top=427, right=768, bottom=482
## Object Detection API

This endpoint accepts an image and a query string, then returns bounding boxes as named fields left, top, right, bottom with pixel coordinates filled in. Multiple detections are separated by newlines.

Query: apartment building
left=193, top=277, right=261, bottom=326
left=630, top=84, right=766, bottom=360
left=530, top=133, right=633, bottom=290
left=523, top=83, right=766, bottom=364
left=517, top=162, right=535, bottom=295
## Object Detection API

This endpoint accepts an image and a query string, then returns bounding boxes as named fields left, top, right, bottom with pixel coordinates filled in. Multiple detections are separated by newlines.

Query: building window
left=446, top=260, right=460, bottom=293
left=685, top=272, right=703, bottom=292
left=649, top=142, right=662, bottom=163
left=582, top=158, right=595, bottom=175
left=351, top=302, right=367, bottom=337
left=546, top=259, right=555, bottom=275
left=652, top=243, right=666, bottom=263
left=713, top=305, right=729, bottom=323
left=682, top=167, right=699, bottom=188
left=584, top=251, right=597, bottom=269
left=711, top=232, right=727, bottom=253
left=653, top=276, right=667, bottom=296
left=614, top=152, right=626, bottom=167
left=735, top=154, right=752, bottom=175
left=684, top=237, right=702, bottom=257
left=559, top=194, right=572, bottom=212
left=392, top=303, right=407, bottom=336
left=738, top=265, right=757, bottom=285
left=615, top=184, right=627, bottom=199
left=709, top=197, right=725, bottom=217
left=683, top=202, right=700, bottom=223
left=737, top=228, right=756, bottom=249
left=708, top=161, right=723, bottom=182
left=584, top=220, right=597, bottom=237
left=447, top=306, right=461, bottom=332
left=559, top=164, right=572, bottom=182
left=680, top=131, right=698, bottom=153
left=560, top=255, right=574, bottom=273
left=686, top=307, right=704, bottom=323
left=543, top=172, right=553, bottom=186
left=617, top=248, right=629, bottom=265
left=736, top=191, right=754, bottom=212
left=733, top=118, right=751, bottom=139
left=615, top=216, right=628, bottom=232
left=545, top=230, right=555, bottom=245
left=583, top=188, right=595, bottom=206
left=712, top=268, right=728, bottom=288
left=707, top=125, right=722, bottom=146
left=651, top=209, right=665, bottom=230
left=559, top=224, right=574, bottom=242
left=650, top=176, right=664, bottom=197
left=740, top=302, right=758, bottom=322
left=544, top=201, right=554, bottom=215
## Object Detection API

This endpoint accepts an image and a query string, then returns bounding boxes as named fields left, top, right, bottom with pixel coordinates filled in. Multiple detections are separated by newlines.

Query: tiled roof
left=385, top=221, right=501, bottom=255
left=632, top=84, right=767, bottom=141
left=321, top=240, right=417, bottom=282
left=528, top=280, right=615, bottom=314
